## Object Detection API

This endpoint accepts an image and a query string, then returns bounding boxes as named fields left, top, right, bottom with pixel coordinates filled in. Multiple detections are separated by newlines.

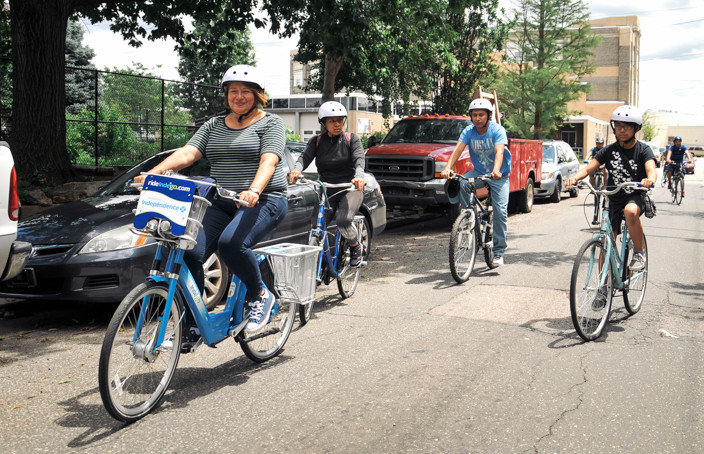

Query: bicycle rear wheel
left=623, top=235, right=648, bottom=315
left=298, top=235, right=322, bottom=325
left=570, top=239, right=613, bottom=341
left=99, top=281, right=182, bottom=423
left=674, top=177, right=683, bottom=205
left=449, top=209, right=477, bottom=283
left=336, top=238, right=361, bottom=298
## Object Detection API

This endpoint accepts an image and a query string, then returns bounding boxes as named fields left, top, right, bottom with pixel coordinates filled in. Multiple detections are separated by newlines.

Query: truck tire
left=550, top=178, right=561, bottom=203
left=518, top=177, right=534, bottom=213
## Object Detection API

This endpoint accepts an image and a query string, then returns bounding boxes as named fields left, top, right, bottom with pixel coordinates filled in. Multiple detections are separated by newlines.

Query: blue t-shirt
left=458, top=122, right=511, bottom=175
left=668, top=144, right=688, bottom=162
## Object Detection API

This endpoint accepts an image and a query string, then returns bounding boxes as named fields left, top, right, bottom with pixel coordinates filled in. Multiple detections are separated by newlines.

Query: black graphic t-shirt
left=594, top=141, right=655, bottom=202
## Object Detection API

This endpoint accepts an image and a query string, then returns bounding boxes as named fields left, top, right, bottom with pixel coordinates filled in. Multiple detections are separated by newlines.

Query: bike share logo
left=147, top=179, right=192, bottom=193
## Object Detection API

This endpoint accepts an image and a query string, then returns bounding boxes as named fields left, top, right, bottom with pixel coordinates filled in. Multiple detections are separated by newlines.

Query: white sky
left=80, top=0, right=704, bottom=117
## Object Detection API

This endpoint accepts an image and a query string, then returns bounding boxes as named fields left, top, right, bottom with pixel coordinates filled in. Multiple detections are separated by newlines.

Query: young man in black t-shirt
left=566, top=105, right=657, bottom=272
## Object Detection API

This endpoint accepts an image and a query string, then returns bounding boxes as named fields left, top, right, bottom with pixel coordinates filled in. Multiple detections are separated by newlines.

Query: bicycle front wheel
left=449, top=209, right=477, bottom=283
left=298, top=235, right=322, bottom=325
left=674, top=178, right=683, bottom=205
left=623, top=235, right=648, bottom=315
left=570, top=239, right=613, bottom=341
left=336, top=239, right=361, bottom=298
left=98, top=281, right=182, bottom=423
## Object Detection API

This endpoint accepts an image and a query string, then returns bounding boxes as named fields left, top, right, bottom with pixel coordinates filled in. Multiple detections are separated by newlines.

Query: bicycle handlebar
left=449, top=172, right=493, bottom=183
left=572, top=179, right=647, bottom=196
left=294, top=175, right=355, bottom=191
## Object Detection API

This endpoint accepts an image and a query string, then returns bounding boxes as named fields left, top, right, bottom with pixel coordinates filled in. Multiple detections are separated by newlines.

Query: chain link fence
left=0, top=56, right=223, bottom=168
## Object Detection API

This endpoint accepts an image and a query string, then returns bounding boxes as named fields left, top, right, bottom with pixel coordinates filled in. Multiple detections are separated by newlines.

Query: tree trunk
left=10, top=0, right=74, bottom=187
left=321, top=53, right=343, bottom=102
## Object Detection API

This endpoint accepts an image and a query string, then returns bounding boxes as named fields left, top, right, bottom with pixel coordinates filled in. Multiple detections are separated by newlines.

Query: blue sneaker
left=246, top=288, right=275, bottom=332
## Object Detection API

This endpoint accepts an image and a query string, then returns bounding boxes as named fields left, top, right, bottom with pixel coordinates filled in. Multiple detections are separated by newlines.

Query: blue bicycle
left=98, top=173, right=314, bottom=422
left=294, top=177, right=365, bottom=325
left=569, top=180, right=649, bottom=341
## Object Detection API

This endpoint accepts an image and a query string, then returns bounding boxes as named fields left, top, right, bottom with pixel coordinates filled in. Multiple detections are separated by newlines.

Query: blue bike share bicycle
left=569, top=180, right=649, bottom=341
left=98, top=172, right=320, bottom=422
left=293, top=177, right=365, bottom=325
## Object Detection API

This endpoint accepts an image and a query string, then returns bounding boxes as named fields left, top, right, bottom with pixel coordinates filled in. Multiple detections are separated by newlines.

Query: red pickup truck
left=365, top=114, right=542, bottom=218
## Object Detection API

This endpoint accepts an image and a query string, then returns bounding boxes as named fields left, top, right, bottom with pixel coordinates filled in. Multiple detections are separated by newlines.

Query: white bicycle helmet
left=318, top=101, right=348, bottom=121
left=221, top=65, right=265, bottom=91
left=469, top=98, right=494, bottom=114
left=610, top=105, right=642, bottom=127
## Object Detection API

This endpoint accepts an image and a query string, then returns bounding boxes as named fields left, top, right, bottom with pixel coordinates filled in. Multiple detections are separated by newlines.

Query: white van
left=0, top=142, right=32, bottom=281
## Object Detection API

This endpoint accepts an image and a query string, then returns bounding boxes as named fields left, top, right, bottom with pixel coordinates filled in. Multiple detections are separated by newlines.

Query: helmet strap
left=237, top=106, right=257, bottom=123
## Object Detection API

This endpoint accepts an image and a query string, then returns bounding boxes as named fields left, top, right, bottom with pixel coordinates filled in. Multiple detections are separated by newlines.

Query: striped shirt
left=188, top=113, right=287, bottom=196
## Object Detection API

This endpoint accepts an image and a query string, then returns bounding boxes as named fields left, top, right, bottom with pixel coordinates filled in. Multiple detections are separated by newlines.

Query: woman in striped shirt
left=141, top=65, right=288, bottom=333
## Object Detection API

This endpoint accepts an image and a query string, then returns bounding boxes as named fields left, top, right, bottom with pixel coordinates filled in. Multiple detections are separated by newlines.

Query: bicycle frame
left=311, top=201, right=344, bottom=280
left=141, top=242, right=271, bottom=354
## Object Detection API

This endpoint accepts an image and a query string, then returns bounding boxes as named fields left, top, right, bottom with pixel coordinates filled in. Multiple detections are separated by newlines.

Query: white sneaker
left=492, top=255, right=504, bottom=268
left=629, top=252, right=646, bottom=272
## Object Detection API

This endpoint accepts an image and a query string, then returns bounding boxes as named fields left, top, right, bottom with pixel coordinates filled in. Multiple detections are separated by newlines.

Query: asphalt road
left=1, top=165, right=702, bottom=453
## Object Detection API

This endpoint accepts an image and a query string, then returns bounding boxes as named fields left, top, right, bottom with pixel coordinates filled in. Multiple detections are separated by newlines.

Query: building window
left=306, top=97, right=322, bottom=108
left=273, top=98, right=289, bottom=109
left=289, top=98, right=305, bottom=108
left=293, top=69, right=304, bottom=88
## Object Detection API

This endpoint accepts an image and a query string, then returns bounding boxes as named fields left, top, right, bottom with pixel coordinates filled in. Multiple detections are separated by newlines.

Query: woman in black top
left=289, top=101, right=366, bottom=266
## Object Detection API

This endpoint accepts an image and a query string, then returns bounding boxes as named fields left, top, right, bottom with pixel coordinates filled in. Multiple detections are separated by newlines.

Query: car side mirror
left=367, top=136, right=378, bottom=148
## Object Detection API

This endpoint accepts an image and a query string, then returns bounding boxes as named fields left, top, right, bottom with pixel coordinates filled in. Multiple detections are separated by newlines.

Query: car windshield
left=381, top=118, right=472, bottom=145
left=542, top=145, right=556, bottom=163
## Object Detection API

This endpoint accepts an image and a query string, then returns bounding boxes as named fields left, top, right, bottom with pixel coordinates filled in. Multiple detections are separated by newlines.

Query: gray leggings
left=328, top=189, right=363, bottom=242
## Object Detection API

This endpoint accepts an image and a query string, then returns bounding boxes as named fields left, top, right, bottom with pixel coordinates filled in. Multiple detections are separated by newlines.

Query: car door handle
left=288, top=195, right=304, bottom=204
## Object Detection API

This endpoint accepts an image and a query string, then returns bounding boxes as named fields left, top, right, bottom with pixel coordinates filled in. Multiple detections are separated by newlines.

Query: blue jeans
left=459, top=171, right=509, bottom=256
left=184, top=195, right=288, bottom=299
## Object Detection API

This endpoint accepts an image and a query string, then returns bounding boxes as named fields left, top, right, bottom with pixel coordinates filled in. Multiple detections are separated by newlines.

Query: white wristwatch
left=249, top=186, right=260, bottom=195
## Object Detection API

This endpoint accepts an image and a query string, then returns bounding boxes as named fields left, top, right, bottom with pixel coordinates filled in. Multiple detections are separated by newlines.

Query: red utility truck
left=365, top=114, right=542, bottom=218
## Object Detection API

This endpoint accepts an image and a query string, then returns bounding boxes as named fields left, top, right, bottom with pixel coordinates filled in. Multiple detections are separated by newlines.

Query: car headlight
left=542, top=172, right=553, bottom=180
left=78, top=224, right=153, bottom=254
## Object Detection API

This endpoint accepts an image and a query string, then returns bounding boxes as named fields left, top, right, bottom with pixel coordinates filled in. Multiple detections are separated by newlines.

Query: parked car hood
left=18, top=195, right=138, bottom=245
left=367, top=143, right=456, bottom=160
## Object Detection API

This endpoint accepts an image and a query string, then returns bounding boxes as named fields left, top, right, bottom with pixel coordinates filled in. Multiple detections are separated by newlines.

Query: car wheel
left=359, top=213, right=372, bottom=260
left=203, top=251, right=230, bottom=311
left=550, top=178, right=562, bottom=203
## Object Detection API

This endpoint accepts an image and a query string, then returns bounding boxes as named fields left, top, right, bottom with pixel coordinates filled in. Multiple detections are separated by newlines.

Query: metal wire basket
left=254, top=243, right=322, bottom=304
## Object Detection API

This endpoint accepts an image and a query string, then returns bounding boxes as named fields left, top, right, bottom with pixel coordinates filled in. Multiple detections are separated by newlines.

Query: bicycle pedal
left=180, top=337, right=203, bottom=354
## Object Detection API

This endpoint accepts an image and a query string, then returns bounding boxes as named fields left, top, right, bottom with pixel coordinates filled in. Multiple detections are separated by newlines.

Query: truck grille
left=365, top=156, right=435, bottom=181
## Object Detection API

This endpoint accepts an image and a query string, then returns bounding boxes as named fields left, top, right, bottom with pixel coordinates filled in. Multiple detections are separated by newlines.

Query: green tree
left=641, top=111, right=655, bottom=142
left=7, top=0, right=261, bottom=187
left=1, top=2, right=12, bottom=139
left=65, top=20, right=96, bottom=114
left=497, top=0, right=599, bottom=139
left=266, top=0, right=450, bottom=115
left=175, top=8, right=256, bottom=121
left=433, top=0, right=513, bottom=115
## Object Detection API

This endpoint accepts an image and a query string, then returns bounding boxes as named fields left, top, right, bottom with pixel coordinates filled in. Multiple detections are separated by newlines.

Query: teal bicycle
left=569, top=180, right=649, bottom=341
left=98, top=173, right=319, bottom=422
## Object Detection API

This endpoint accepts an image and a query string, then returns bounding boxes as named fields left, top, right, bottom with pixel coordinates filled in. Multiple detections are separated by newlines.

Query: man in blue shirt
left=441, top=98, right=511, bottom=268
left=665, top=136, right=693, bottom=196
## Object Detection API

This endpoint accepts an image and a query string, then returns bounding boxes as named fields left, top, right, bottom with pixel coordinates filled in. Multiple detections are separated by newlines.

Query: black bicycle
left=669, top=165, right=684, bottom=205
left=448, top=173, right=496, bottom=283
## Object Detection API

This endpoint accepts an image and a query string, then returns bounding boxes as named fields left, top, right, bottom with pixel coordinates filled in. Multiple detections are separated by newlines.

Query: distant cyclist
left=665, top=136, right=693, bottom=196
left=289, top=101, right=366, bottom=267
left=566, top=105, right=656, bottom=272
left=441, top=98, right=511, bottom=268
left=585, top=137, right=607, bottom=189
